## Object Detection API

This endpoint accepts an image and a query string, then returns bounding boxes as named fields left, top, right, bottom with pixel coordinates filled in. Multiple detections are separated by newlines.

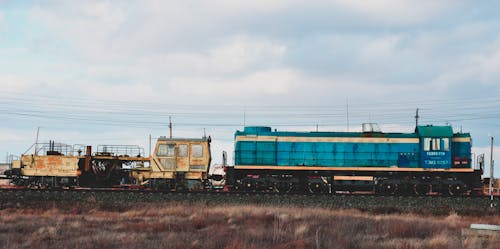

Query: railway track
left=0, top=187, right=498, bottom=215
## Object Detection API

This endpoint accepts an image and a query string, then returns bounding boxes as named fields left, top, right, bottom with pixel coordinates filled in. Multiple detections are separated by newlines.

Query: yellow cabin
left=132, top=136, right=211, bottom=190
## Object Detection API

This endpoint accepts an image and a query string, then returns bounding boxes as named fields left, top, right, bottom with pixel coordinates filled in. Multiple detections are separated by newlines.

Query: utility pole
left=490, top=136, right=494, bottom=208
left=415, top=108, right=419, bottom=127
left=169, top=116, right=173, bottom=139
left=149, top=134, right=152, bottom=157
left=34, top=127, right=40, bottom=156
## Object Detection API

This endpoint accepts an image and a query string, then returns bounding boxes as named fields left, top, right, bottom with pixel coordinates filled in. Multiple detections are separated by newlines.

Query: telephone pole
left=415, top=108, right=419, bottom=127
left=169, top=116, right=173, bottom=139
left=490, top=136, right=494, bottom=207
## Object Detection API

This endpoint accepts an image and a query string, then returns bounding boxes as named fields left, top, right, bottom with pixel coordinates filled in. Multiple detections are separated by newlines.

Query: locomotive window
left=157, top=144, right=175, bottom=157
left=443, top=138, right=449, bottom=151
left=432, top=138, right=440, bottom=150
left=192, top=144, right=203, bottom=158
left=167, top=144, right=175, bottom=156
left=424, top=138, right=431, bottom=151
left=424, top=138, right=443, bottom=151
left=178, top=144, right=188, bottom=157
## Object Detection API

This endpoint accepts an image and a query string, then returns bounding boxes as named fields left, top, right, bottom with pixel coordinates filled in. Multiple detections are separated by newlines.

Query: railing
left=96, top=145, right=145, bottom=157
left=23, top=142, right=145, bottom=158
left=35, top=142, right=77, bottom=156
left=5, top=154, right=19, bottom=164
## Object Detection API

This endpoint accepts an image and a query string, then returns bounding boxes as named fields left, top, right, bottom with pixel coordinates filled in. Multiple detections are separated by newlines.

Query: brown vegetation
left=0, top=203, right=498, bottom=249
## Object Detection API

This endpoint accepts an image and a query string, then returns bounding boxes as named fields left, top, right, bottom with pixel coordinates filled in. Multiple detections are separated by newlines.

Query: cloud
left=430, top=36, right=500, bottom=90
left=28, top=0, right=462, bottom=64
left=132, top=37, right=286, bottom=77
left=332, top=0, right=461, bottom=26
left=167, top=68, right=300, bottom=102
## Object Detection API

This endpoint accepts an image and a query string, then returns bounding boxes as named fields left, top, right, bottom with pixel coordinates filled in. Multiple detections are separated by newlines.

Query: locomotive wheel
left=413, top=183, right=431, bottom=196
left=379, top=182, right=398, bottom=195
left=448, top=182, right=466, bottom=196
left=274, top=181, right=293, bottom=193
left=308, top=181, right=327, bottom=194
left=242, top=178, right=257, bottom=192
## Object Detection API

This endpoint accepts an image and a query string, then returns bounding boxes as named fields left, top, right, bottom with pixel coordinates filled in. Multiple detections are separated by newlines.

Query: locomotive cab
left=131, top=136, right=212, bottom=191
left=417, top=126, right=452, bottom=169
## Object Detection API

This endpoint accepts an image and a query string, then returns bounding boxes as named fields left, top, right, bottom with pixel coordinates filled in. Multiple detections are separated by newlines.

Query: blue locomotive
left=227, top=124, right=483, bottom=195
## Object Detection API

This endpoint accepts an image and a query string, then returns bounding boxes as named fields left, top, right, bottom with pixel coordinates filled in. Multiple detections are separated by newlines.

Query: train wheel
left=308, top=181, right=327, bottom=194
left=379, top=182, right=398, bottom=195
left=242, top=178, right=257, bottom=192
left=274, top=181, right=293, bottom=193
left=448, top=182, right=466, bottom=196
left=414, top=183, right=431, bottom=196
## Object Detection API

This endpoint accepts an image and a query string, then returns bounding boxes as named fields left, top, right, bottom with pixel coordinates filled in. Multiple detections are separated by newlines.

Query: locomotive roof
left=157, top=136, right=210, bottom=142
left=416, top=125, right=453, bottom=137
left=236, top=126, right=417, bottom=138
left=236, top=126, right=470, bottom=138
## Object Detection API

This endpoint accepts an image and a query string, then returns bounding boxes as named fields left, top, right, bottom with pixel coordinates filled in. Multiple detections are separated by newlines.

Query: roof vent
left=362, top=123, right=381, bottom=133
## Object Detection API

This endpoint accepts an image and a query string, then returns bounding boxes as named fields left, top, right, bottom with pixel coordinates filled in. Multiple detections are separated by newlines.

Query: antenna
left=34, top=127, right=40, bottom=155
left=415, top=108, right=419, bottom=127
left=169, top=116, right=173, bottom=139
left=148, top=134, right=152, bottom=157
left=490, top=136, right=494, bottom=208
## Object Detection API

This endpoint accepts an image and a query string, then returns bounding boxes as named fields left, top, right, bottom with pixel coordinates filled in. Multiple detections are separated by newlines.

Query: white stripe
left=236, top=135, right=419, bottom=144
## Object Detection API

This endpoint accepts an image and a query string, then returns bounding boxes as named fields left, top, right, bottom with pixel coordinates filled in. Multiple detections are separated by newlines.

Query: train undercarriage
left=226, top=168, right=484, bottom=196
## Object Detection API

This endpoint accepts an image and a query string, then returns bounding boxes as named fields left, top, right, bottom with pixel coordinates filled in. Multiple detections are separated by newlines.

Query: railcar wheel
left=414, top=183, right=431, bottom=196
left=274, top=181, right=293, bottom=193
left=448, top=182, right=466, bottom=196
left=307, top=181, right=327, bottom=194
left=242, top=178, right=257, bottom=192
left=379, top=182, right=398, bottom=195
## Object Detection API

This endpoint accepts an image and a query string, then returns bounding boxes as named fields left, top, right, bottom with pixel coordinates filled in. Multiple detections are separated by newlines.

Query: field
left=0, top=200, right=499, bottom=249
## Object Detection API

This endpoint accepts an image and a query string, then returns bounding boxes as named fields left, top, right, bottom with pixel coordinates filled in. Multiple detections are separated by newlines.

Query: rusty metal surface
left=20, top=155, right=79, bottom=177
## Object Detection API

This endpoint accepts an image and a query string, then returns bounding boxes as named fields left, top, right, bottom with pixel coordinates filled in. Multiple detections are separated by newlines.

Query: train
left=2, top=123, right=485, bottom=196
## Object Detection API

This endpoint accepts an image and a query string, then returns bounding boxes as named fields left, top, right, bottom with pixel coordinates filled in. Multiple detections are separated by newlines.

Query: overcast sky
left=1, top=1, right=500, bottom=176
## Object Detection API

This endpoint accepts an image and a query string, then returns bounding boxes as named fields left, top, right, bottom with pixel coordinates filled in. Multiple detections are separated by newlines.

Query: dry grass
left=0, top=203, right=498, bottom=249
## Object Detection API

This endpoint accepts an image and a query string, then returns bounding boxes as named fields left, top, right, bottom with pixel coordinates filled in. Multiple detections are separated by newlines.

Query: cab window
left=192, top=144, right=203, bottom=158
left=424, top=138, right=431, bottom=151
left=442, top=138, right=449, bottom=151
left=157, top=144, right=175, bottom=157
left=432, top=138, right=440, bottom=150
left=178, top=144, right=188, bottom=157
left=424, top=138, right=447, bottom=151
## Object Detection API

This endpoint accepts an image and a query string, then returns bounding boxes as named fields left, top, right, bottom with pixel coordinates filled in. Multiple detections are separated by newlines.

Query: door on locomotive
left=131, top=136, right=211, bottom=191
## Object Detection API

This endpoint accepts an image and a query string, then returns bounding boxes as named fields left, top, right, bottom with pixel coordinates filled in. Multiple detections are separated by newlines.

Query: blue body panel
left=236, top=141, right=419, bottom=167
left=234, top=126, right=472, bottom=170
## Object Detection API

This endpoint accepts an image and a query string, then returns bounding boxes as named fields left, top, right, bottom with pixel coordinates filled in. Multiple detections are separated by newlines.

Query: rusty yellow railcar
left=7, top=142, right=81, bottom=187
left=132, top=136, right=212, bottom=190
